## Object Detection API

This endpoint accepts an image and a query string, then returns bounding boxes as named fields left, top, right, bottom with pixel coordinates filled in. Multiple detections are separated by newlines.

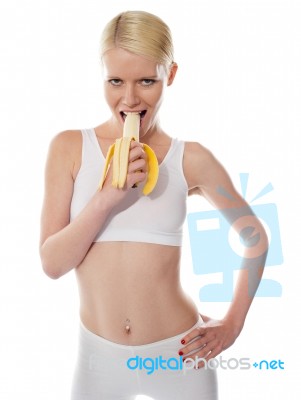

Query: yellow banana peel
left=98, top=113, right=159, bottom=195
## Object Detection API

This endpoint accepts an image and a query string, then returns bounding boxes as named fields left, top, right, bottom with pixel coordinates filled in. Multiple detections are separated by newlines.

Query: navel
left=125, top=318, right=131, bottom=334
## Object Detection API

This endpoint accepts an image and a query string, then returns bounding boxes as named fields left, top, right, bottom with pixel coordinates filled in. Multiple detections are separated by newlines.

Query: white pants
left=71, top=317, right=218, bottom=399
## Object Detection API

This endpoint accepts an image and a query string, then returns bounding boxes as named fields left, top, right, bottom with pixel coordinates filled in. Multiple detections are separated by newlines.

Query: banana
left=98, top=113, right=159, bottom=195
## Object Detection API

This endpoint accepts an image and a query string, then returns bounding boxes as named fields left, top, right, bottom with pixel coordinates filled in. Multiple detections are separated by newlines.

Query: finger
left=204, top=345, right=223, bottom=362
left=130, top=140, right=144, bottom=148
left=130, top=140, right=143, bottom=151
left=127, top=171, right=146, bottom=188
left=180, top=335, right=216, bottom=359
left=180, top=326, right=207, bottom=347
left=182, top=340, right=217, bottom=369
left=129, top=147, right=146, bottom=162
left=128, top=158, right=146, bottom=174
left=179, top=336, right=207, bottom=357
left=195, top=344, right=223, bottom=369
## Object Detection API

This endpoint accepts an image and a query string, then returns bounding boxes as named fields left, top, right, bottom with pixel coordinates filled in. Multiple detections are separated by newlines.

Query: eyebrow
left=140, top=76, right=158, bottom=79
left=106, top=75, right=159, bottom=80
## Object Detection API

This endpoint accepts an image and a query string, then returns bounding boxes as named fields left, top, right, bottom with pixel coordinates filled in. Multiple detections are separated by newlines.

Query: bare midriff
left=75, top=241, right=199, bottom=345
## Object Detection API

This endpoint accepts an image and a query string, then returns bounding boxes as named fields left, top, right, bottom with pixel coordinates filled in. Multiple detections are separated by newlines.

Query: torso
left=72, top=123, right=200, bottom=345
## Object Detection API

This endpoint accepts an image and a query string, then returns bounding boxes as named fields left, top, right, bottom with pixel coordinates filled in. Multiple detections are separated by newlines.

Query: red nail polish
left=179, top=351, right=183, bottom=356
left=181, top=339, right=185, bottom=344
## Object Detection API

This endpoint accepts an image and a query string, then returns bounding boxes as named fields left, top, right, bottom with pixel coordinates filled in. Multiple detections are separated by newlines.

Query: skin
left=39, top=48, right=268, bottom=365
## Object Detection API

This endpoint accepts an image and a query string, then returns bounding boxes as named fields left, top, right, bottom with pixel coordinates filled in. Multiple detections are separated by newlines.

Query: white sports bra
left=70, top=128, right=188, bottom=246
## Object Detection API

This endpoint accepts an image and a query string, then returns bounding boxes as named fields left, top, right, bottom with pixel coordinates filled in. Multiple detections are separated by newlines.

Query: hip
left=71, top=315, right=218, bottom=400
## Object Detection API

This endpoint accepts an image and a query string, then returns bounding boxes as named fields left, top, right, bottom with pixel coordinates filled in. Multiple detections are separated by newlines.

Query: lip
left=119, top=110, right=147, bottom=126
left=122, top=111, right=141, bottom=115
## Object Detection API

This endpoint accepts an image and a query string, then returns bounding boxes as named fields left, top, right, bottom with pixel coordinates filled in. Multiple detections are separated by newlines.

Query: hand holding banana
left=99, top=113, right=159, bottom=195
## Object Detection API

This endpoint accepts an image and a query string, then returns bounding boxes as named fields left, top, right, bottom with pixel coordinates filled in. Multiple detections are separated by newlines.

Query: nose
left=122, top=83, right=140, bottom=108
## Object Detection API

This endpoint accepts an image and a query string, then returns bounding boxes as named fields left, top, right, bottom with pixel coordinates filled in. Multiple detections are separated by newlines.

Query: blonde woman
left=39, top=10, right=268, bottom=400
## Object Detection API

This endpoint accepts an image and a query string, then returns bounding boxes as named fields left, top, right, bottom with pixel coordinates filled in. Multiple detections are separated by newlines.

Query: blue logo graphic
left=187, top=173, right=283, bottom=302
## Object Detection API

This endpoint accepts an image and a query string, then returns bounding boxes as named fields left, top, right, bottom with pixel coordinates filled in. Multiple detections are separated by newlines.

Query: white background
left=0, top=0, right=300, bottom=398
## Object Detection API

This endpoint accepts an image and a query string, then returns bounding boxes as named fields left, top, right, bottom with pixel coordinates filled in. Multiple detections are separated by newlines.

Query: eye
left=140, top=79, right=156, bottom=86
left=108, top=79, right=122, bottom=86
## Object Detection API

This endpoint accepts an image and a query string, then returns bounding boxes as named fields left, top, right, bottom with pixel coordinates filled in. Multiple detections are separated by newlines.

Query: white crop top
left=70, top=128, right=188, bottom=246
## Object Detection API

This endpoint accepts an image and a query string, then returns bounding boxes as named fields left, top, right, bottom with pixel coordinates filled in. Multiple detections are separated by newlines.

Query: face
left=102, top=47, right=177, bottom=138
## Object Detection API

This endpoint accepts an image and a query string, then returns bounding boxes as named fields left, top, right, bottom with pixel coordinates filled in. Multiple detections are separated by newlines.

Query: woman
left=39, top=10, right=268, bottom=400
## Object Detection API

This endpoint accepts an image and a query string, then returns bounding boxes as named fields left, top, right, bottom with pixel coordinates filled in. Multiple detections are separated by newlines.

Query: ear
left=167, top=62, right=178, bottom=86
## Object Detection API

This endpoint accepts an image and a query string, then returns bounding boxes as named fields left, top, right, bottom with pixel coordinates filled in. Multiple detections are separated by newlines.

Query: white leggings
left=71, top=317, right=218, bottom=400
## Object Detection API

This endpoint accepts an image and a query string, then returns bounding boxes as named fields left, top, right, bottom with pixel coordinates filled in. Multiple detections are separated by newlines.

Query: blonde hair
left=100, top=11, right=174, bottom=70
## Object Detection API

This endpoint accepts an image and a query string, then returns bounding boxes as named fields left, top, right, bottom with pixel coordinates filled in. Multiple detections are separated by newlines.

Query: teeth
left=98, top=113, right=159, bottom=195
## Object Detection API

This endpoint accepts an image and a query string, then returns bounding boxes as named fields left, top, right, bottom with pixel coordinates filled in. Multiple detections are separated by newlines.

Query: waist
left=79, top=299, right=200, bottom=346
left=75, top=242, right=199, bottom=345
left=79, top=315, right=203, bottom=351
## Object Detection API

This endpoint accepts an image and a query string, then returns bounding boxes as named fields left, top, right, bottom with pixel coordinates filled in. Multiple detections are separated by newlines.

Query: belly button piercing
left=125, top=318, right=131, bottom=334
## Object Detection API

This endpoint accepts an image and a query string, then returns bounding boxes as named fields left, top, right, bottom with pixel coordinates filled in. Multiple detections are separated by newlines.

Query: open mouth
left=120, top=110, right=147, bottom=125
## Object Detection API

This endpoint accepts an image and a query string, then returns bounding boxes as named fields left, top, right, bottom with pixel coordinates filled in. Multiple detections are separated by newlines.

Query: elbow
left=258, top=220, right=269, bottom=255
left=41, top=258, right=63, bottom=279
left=42, top=263, right=62, bottom=280
left=254, top=223, right=269, bottom=266
left=261, top=229, right=269, bottom=263
left=40, top=245, right=63, bottom=280
left=242, top=220, right=269, bottom=265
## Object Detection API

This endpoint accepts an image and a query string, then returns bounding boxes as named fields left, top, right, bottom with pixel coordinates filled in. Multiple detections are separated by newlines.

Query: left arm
left=180, top=141, right=269, bottom=365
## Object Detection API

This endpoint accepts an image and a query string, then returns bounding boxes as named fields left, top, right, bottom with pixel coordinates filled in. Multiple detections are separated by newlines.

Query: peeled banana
left=98, top=113, right=159, bottom=195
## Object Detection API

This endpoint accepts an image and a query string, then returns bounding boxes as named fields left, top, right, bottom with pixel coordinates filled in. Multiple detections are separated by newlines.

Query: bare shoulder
left=184, top=141, right=215, bottom=165
left=183, top=141, right=218, bottom=193
left=49, top=129, right=82, bottom=154
left=47, top=129, right=82, bottom=179
left=183, top=140, right=244, bottom=209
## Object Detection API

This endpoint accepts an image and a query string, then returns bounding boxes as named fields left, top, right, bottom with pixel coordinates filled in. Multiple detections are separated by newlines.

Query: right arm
left=39, top=130, right=146, bottom=279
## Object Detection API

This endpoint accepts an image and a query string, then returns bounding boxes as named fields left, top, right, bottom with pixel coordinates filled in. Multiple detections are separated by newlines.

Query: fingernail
left=178, top=351, right=183, bottom=356
left=181, top=339, right=185, bottom=344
